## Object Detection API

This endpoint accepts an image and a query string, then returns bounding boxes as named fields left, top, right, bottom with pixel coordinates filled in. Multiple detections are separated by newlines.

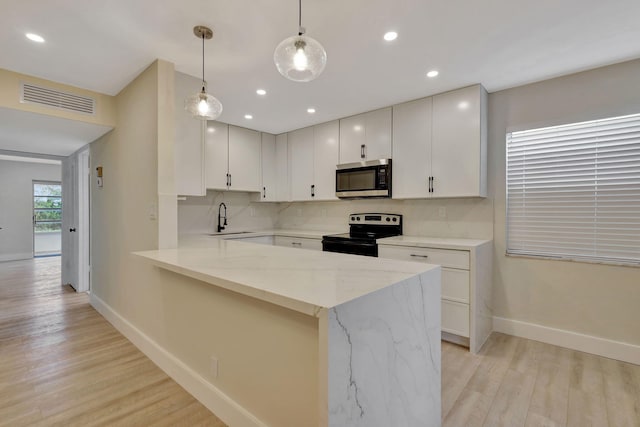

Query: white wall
left=0, top=158, right=61, bottom=261
left=488, top=58, right=640, bottom=347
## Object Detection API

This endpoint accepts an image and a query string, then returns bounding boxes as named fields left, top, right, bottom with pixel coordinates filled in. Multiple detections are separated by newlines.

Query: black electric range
left=322, top=213, right=403, bottom=257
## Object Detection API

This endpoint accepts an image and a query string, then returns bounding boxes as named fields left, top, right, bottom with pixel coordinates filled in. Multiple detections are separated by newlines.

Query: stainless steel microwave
left=335, top=159, right=391, bottom=199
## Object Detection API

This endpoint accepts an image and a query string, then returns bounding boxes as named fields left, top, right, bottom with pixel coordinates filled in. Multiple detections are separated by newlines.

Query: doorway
left=32, top=181, right=63, bottom=257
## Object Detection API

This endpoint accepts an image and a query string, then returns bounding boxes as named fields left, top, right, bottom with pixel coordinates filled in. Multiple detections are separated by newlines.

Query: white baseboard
left=493, top=316, right=640, bottom=366
left=90, top=294, right=268, bottom=427
left=0, top=252, right=32, bottom=262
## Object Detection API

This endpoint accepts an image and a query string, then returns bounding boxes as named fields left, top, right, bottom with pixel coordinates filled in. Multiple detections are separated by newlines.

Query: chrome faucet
left=217, top=202, right=227, bottom=233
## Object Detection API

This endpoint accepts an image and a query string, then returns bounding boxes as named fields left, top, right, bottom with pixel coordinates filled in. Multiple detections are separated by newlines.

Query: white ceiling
left=1, top=0, right=640, bottom=135
left=0, top=107, right=112, bottom=156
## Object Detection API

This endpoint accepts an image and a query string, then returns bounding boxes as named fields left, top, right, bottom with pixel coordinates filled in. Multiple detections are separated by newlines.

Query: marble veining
left=327, top=271, right=441, bottom=427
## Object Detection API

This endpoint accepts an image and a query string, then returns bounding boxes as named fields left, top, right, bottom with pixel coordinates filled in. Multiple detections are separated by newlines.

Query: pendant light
left=273, top=0, right=327, bottom=82
left=185, top=26, right=223, bottom=120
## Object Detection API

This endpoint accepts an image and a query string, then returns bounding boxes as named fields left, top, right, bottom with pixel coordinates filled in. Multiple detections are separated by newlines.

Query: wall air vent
left=20, top=82, right=95, bottom=115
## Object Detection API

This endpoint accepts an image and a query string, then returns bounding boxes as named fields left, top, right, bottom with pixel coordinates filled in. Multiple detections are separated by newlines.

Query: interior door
left=61, top=155, right=78, bottom=289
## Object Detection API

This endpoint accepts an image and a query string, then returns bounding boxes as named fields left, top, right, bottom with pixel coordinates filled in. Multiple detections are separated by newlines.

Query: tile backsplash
left=179, top=193, right=493, bottom=240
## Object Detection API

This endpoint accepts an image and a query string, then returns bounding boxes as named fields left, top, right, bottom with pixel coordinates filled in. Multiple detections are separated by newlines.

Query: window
left=506, top=113, right=640, bottom=264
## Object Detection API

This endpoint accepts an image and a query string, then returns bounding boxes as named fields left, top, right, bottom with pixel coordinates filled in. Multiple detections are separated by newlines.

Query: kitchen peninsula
left=134, top=237, right=441, bottom=427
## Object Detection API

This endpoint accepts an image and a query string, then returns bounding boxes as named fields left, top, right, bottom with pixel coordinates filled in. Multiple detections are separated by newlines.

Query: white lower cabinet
left=274, top=236, right=322, bottom=251
left=378, top=240, right=493, bottom=353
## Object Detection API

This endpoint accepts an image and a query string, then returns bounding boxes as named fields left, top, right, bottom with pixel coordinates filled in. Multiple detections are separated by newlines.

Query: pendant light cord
left=201, top=33, right=206, bottom=91
left=298, top=0, right=303, bottom=35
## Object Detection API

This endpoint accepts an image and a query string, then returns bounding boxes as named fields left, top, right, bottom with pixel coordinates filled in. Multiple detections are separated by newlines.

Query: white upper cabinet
left=204, top=121, right=229, bottom=190
left=339, top=107, right=392, bottom=163
left=312, top=120, right=339, bottom=200
left=288, top=122, right=340, bottom=201
left=275, top=134, right=290, bottom=202
left=391, top=85, right=487, bottom=199
left=431, top=85, right=487, bottom=197
left=174, top=72, right=205, bottom=196
left=205, top=123, right=261, bottom=192
left=228, top=125, right=261, bottom=192
left=259, top=133, right=277, bottom=202
left=392, top=97, right=433, bottom=199
left=289, top=127, right=315, bottom=201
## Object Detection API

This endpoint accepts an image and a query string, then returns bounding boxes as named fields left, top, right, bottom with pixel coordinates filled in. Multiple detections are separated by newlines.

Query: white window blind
left=506, top=113, right=640, bottom=264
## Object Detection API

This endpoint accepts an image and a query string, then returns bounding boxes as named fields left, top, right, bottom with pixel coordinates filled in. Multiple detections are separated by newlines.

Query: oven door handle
left=322, top=240, right=377, bottom=248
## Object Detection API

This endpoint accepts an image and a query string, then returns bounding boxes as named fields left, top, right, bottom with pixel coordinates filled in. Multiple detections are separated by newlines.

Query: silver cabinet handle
left=263, top=186, right=266, bottom=198
left=410, top=254, right=429, bottom=258
left=291, top=242, right=302, bottom=246
left=311, top=184, right=315, bottom=197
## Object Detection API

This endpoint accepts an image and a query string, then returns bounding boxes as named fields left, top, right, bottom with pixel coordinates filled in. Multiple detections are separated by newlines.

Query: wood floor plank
left=524, top=343, right=571, bottom=427
left=443, top=333, right=520, bottom=427
left=566, top=350, right=609, bottom=427
left=600, top=356, right=640, bottom=427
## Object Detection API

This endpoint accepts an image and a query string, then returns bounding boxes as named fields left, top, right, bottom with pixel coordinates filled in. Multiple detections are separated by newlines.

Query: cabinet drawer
left=442, top=268, right=470, bottom=303
left=378, top=245, right=469, bottom=269
left=274, top=236, right=322, bottom=251
left=442, top=300, right=470, bottom=337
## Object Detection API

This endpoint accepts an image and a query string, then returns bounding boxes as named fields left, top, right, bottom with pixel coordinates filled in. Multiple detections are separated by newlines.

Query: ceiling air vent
left=20, top=82, right=95, bottom=115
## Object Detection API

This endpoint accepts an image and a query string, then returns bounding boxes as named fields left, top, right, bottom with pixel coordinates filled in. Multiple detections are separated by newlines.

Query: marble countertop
left=135, top=237, right=438, bottom=317
left=377, top=235, right=491, bottom=250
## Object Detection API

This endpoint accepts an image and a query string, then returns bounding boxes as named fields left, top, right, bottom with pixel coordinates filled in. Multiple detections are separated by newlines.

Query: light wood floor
left=2, top=258, right=639, bottom=426
left=443, top=333, right=640, bottom=427
left=0, top=257, right=226, bottom=427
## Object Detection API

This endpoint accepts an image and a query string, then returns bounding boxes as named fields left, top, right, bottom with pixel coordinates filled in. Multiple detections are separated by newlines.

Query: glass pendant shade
left=274, top=34, right=327, bottom=82
left=185, top=87, right=223, bottom=120
left=185, top=26, right=222, bottom=120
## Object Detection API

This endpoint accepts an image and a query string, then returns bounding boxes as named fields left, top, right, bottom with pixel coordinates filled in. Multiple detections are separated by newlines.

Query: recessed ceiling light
left=26, top=33, right=45, bottom=43
left=307, top=108, right=316, bottom=114
left=383, top=31, right=398, bottom=41
left=244, top=114, right=253, bottom=119
left=256, top=89, right=266, bottom=96
left=426, top=70, right=439, bottom=78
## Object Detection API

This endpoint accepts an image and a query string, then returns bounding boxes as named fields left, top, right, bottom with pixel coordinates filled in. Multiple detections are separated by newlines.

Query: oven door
left=322, top=239, right=378, bottom=257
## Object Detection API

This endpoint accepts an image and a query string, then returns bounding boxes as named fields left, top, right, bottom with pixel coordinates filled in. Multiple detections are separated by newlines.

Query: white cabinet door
left=260, top=133, right=277, bottom=201
left=174, top=72, right=205, bottom=196
left=276, top=134, right=290, bottom=201
left=432, top=85, right=486, bottom=197
left=339, top=107, right=392, bottom=163
left=339, top=114, right=367, bottom=163
left=204, top=121, right=229, bottom=190
left=289, top=127, right=314, bottom=201
left=392, top=98, right=432, bottom=199
left=313, top=120, right=339, bottom=200
left=364, top=107, right=393, bottom=160
left=228, top=126, right=261, bottom=192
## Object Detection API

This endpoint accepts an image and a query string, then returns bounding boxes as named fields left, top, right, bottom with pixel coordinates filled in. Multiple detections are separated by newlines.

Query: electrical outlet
left=438, top=207, right=447, bottom=218
left=210, top=356, right=218, bottom=378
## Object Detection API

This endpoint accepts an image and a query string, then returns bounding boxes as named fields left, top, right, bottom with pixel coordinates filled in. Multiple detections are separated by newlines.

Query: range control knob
left=351, top=216, right=355, bottom=221
left=357, top=216, right=361, bottom=221
left=392, top=217, right=397, bottom=222
left=386, top=217, right=391, bottom=222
